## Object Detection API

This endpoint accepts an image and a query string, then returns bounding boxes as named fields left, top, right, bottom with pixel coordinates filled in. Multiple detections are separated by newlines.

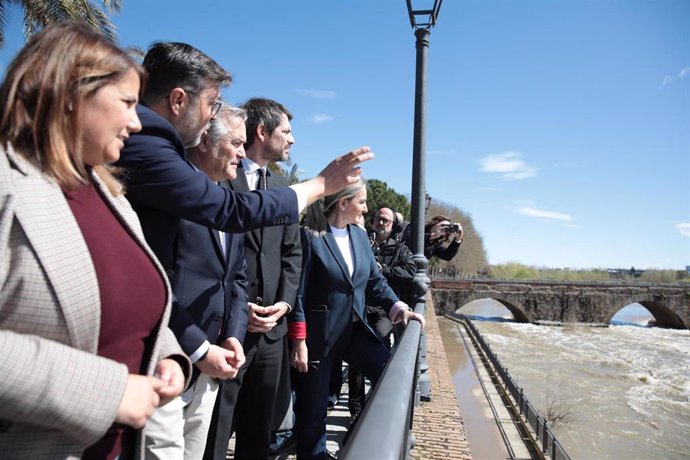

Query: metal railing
left=339, top=304, right=423, bottom=460
left=458, top=314, right=572, bottom=460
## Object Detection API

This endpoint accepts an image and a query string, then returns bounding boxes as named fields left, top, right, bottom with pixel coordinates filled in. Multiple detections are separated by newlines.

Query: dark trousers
left=348, top=306, right=393, bottom=416
left=293, top=322, right=390, bottom=460
left=204, top=333, right=286, bottom=460
left=329, top=358, right=343, bottom=398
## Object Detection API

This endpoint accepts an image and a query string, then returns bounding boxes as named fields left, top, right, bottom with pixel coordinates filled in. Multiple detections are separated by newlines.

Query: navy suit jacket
left=294, top=224, right=399, bottom=359
left=227, top=164, right=302, bottom=342
left=168, top=216, right=249, bottom=362
left=115, top=105, right=298, bottom=272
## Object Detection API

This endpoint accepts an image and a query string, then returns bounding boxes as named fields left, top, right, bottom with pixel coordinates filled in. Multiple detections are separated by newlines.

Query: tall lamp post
left=406, top=0, right=442, bottom=401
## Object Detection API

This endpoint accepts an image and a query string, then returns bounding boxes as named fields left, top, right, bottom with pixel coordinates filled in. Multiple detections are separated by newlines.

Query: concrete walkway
left=410, top=298, right=473, bottom=460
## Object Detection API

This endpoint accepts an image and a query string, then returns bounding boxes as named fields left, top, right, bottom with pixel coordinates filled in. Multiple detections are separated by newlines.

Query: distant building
left=607, top=267, right=645, bottom=279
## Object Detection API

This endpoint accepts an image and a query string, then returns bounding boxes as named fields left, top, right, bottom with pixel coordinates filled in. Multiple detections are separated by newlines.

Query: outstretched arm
left=291, top=146, right=374, bottom=207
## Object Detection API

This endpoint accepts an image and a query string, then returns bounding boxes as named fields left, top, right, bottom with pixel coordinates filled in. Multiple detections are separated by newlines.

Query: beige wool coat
left=0, top=144, right=191, bottom=459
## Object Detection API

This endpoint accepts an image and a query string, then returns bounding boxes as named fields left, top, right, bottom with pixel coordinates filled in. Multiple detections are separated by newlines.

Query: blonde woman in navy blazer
left=288, top=177, right=424, bottom=459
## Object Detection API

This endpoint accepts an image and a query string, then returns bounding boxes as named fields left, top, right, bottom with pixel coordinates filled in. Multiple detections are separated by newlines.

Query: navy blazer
left=168, top=216, right=249, bottom=363
left=294, top=224, right=399, bottom=359
left=116, top=105, right=298, bottom=271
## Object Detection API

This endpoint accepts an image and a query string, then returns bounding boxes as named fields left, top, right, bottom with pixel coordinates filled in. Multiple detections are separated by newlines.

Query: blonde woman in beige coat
left=0, top=22, right=190, bottom=459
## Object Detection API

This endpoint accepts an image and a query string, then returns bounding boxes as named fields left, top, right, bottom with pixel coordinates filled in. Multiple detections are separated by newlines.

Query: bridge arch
left=608, top=297, right=687, bottom=329
left=448, top=293, right=531, bottom=323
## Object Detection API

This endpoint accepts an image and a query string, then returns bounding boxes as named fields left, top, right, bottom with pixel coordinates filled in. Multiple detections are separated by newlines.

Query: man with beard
left=116, top=42, right=374, bottom=274
left=204, top=98, right=301, bottom=459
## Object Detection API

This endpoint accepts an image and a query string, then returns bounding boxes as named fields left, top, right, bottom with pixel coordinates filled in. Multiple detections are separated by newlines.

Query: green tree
left=127, top=45, right=145, bottom=62
left=0, top=0, right=122, bottom=47
left=640, top=269, right=687, bottom=283
left=365, top=179, right=410, bottom=225
left=489, top=262, right=539, bottom=280
left=270, top=158, right=304, bottom=185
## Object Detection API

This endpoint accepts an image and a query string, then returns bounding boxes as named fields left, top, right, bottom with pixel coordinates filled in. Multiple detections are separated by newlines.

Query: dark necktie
left=257, top=168, right=267, bottom=190
left=255, top=168, right=267, bottom=246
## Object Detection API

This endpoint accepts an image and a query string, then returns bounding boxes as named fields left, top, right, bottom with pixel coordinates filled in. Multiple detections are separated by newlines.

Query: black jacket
left=373, top=237, right=416, bottom=301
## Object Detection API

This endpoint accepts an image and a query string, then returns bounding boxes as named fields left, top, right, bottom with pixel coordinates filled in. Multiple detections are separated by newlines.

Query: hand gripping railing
left=339, top=305, right=424, bottom=460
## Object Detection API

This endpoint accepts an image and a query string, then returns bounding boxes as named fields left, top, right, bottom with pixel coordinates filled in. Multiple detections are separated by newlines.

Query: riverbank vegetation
left=431, top=262, right=689, bottom=283
left=486, top=263, right=690, bottom=283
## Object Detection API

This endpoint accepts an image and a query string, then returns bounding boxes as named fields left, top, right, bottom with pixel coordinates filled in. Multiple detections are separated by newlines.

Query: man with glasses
left=116, top=41, right=372, bottom=274
left=370, top=208, right=416, bottom=301
left=115, top=42, right=372, bottom=459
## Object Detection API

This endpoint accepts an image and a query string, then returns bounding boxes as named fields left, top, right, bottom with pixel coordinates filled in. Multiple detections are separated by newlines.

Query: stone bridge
left=430, top=279, right=690, bottom=329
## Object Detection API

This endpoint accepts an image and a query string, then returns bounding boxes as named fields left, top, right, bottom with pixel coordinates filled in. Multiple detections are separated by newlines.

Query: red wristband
left=288, top=322, right=307, bottom=340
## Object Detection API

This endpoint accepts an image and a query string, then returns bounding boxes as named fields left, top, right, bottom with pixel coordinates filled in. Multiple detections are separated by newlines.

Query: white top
left=330, top=225, right=354, bottom=277
left=242, top=157, right=263, bottom=191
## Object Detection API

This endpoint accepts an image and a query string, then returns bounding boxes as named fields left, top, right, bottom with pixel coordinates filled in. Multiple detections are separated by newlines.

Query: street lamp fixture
left=406, top=0, right=443, bottom=30
left=425, top=191, right=432, bottom=213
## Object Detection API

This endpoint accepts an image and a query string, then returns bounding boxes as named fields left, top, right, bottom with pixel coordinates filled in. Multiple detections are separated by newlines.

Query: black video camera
left=442, top=223, right=460, bottom=234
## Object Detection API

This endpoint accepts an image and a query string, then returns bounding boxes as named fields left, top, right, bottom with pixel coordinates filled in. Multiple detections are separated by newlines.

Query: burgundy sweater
left=63, top=182, right=165, bottom=459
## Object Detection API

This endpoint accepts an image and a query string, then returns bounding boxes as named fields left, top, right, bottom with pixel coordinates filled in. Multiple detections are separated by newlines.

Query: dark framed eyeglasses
left=181, top=89, right=223, bottom=117
left=210, top=99, right=223, bottom=117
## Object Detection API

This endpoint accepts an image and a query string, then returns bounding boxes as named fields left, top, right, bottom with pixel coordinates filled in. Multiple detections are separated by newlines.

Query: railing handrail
left=339, top=306, right=423, bottom=460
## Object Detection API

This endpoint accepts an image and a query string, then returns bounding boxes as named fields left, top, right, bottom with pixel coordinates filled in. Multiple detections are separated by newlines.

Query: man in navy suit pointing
left=116, top=41, right=371, bottom=460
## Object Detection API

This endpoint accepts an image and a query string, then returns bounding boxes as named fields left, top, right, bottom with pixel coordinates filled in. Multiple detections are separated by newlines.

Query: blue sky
left=1, top=1, right=688, bottom=269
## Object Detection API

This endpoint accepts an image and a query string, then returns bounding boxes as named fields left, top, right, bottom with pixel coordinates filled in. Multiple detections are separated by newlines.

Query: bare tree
left=540, top=375, right=577, bottom=426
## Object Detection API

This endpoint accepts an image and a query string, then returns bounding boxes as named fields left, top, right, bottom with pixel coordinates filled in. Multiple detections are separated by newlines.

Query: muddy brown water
left=438, top=316, right=511, bottom=459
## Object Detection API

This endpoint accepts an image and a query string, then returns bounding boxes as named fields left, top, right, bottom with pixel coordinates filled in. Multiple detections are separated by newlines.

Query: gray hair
left=206, top=102, right=247, bottom=144
left=301, top=176, right=368, bottom=234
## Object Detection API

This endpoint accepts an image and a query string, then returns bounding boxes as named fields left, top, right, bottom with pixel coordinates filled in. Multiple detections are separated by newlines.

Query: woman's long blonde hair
left=0, top=21, right=144, bottom=193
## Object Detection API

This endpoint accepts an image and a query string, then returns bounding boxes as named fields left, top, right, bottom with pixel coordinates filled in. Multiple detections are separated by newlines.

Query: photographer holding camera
left=421, top=215, right=464, bottom=261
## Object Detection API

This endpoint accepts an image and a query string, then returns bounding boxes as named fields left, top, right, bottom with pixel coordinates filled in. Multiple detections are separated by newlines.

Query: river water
left=449, top=299, right=690, bottom=460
